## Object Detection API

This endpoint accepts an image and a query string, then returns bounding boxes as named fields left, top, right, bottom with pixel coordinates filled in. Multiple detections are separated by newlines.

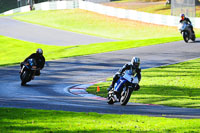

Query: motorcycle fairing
left=114, top=77, right=127, bottom=93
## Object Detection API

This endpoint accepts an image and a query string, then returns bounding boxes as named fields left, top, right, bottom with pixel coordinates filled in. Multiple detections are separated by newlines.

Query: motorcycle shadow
left=190, top=40, right=200, bottom=43
left=20, top=83, right=41, bottom=87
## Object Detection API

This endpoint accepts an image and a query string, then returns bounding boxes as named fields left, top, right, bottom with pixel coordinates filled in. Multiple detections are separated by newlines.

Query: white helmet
left=131, top=57, right=140, bottom=68
left=36, top=48, right=43, bottom=55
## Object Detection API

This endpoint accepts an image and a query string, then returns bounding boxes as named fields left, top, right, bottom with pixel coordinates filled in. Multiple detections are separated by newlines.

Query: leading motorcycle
left=20, top=58, right=40, bottom=86
left=107, top=73, right=139, bottom=106
left=178, top=22, right=195, bottom=43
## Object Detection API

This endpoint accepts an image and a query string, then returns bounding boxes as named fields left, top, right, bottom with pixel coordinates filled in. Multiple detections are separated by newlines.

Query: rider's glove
left=134, top=84, right=140, bottom=91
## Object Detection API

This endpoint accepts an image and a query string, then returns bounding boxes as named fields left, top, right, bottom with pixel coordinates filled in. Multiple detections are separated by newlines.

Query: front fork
left=20, top=66, right=25, bottom=73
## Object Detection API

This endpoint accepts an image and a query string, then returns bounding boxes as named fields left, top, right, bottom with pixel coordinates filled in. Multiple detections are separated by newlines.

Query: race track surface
left=0, top=17, right=116, bottom=46
left=1, top=17, right=200, bottom=118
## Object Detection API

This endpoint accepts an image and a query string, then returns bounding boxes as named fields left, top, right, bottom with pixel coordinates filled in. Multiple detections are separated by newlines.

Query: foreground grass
left=13, top=9, right=192, bottom=41
left=1, top=107, right=200, bottom=132
left=87, top=58, right=200, bottom=108
left=0, top=35, right=183, bottom=66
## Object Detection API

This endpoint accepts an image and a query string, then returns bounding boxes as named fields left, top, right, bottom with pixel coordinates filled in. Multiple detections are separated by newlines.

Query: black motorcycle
left=20, top=58, right=39, bottom=86
left=178, top=22, right=196, bottom=43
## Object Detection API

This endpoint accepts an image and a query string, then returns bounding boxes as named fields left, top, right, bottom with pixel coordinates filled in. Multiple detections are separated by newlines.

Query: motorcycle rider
left=107, top=57, right=141, bottom=92
left=20, top=48, right=45, bottom=77
left=179, top=13, right=194, bottom=33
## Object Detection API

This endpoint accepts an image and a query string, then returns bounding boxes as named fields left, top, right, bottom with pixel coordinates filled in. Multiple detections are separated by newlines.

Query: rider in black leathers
left=180, top=14, right=194, bottom=33
left=20, top=48, right=45, bottom=76
left=107, top=57, right=141, bottom=92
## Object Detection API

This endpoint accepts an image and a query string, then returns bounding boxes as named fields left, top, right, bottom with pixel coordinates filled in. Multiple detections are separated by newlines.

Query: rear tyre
left=191, top=33, right=196, bottom=42
left=120, top=86, right=132, bottom=106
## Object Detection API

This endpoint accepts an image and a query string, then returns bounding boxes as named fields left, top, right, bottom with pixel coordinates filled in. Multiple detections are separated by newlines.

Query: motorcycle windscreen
left=114, top=78, right=127, bottom=93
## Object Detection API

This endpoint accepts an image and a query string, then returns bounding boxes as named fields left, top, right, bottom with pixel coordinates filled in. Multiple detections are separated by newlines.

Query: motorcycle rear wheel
left=191, top=34, right=196, bottom=42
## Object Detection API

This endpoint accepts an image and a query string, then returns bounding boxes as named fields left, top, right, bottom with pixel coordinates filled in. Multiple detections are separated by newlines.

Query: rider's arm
left=186, top=18, right=192, bottom=25
left=118, top=64, right=129, bottom=74
left=40, top=56, right=45, bottom=69
left=23, top=53, right=35, bottom=62
left=136, top=68, right=141, bottom=82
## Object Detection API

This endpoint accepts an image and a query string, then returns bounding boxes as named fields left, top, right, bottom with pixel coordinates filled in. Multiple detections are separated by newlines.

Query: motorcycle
left=107, top=73, right=139, bottom=106
left=20, top=58, right=40, bottom=86
left=178, top=22, right=195, bottom=43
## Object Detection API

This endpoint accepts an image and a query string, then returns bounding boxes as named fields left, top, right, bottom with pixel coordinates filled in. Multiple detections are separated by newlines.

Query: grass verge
left=107, top=0, right=200, bottom=17
left=1, top=107, right=200, bottom=132
left=0, top=35, right=183, bottom=66
left=87, top=58, right=200, bottom=109
left=13, top=9, right=197, bottom=40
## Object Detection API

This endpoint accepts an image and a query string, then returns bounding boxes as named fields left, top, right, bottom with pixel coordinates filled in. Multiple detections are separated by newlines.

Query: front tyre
left=20, top=70, right=30, bottom=86
left=120, top=86, right=132, bottom=106
left=183, top=31, right=189, bottom=43
left=21, top=81, right=26, bottom=86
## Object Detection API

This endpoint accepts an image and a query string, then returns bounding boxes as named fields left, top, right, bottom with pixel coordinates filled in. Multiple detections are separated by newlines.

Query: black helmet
left=36, top=48, right=43, bottom=55
left=131, top=57, right=140, bottom=68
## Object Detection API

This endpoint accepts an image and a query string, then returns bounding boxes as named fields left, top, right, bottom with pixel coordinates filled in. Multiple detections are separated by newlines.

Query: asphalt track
left=0, top=17, right=116, bottom=46
left=1, top=17, right=200, bottom=119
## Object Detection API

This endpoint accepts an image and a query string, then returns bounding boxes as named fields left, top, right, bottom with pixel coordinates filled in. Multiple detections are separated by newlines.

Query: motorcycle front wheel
left=120, top=86, right=132, bottom=106
left=20, top=70, right=30, bottom=86
left=183, top=31, right=189, bottom=43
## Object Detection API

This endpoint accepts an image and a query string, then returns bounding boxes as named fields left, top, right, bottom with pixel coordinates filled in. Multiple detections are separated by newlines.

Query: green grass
left=13, top=9, right=197, bottom=41
left=107, top=0, right=200, bottom=17
left=0, top=35, right=183, bottom=66
left=1, top=107, right=200, bottom=132
left=87, top=58, right=200, bottom=109
left=0, top=36, right=73, bottom=66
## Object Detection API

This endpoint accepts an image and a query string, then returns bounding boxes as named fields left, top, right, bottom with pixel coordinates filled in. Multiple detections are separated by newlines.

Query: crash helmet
left=180, top=13, right=185, bottom=20
left=131, top=57, right=140, bottom=68
left=36, top=48, right=43, bottom=55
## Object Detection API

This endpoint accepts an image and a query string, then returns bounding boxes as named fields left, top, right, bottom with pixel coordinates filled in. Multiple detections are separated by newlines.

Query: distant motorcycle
left=20, top=58, right=40, bottom=86
left=107, top=73, right=139, bottom=105
left=178, top=22, right=195, bottom=43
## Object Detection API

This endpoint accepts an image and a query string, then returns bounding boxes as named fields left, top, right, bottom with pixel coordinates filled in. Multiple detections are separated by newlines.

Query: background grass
left=107, top=0, right=200, bottom=17
left=0, top=35, right=182, bottom=66
left=0, top=36, right=73, bottom=66
left=1, top=107, right=200, bottom=132
left=13, top=9, right=199, bottom=41
left=87, top=58, right=200, bottom=109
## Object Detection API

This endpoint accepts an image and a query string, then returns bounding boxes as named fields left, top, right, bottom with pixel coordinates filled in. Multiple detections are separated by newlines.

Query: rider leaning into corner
left=107, top=57, right=141, bottom=92
left=20, top=48, right=45, bottom=77
left=180, top=13, right=195, bottom=33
